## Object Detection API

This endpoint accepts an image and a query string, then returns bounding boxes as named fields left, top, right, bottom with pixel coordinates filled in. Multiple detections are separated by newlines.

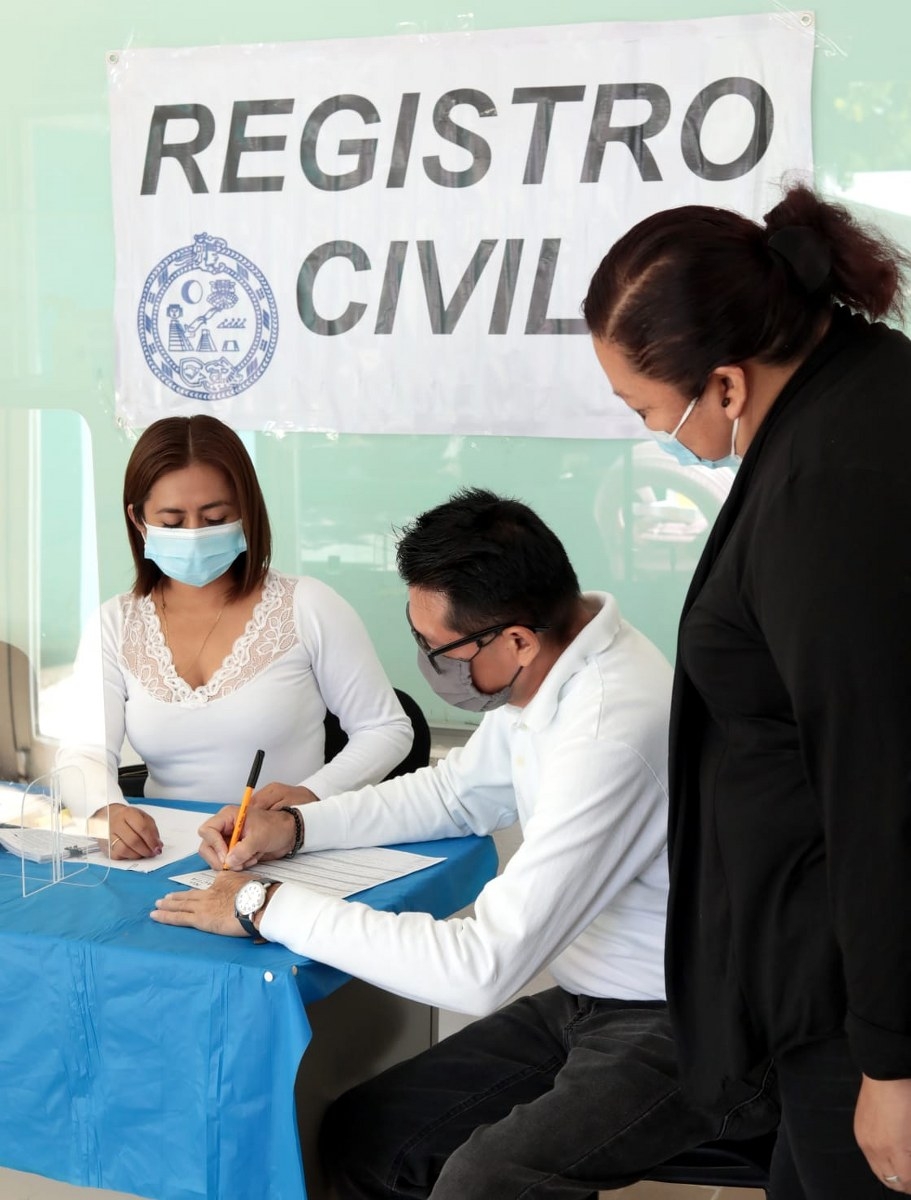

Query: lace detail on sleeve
left=119, top=572, right=299, bottom=708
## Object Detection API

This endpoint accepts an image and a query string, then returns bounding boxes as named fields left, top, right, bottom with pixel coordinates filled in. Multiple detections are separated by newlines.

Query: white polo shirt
left=262, top=592, right=672, bottom=1015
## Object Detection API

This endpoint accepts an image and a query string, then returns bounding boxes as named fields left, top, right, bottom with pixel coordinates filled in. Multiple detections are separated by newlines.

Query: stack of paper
left=0, top=827, right=99, bottom=864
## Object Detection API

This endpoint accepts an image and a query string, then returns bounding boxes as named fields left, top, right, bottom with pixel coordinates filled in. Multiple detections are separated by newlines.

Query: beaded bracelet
left=279, top=805, right=305, bottom=857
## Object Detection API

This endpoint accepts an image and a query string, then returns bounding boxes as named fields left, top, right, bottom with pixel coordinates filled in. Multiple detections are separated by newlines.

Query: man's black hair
left=396, top=488, right=581, bottom=638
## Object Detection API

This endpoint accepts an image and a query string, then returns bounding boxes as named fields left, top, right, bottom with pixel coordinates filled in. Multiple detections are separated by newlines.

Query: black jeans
left=769, top=1034, right=891, bottom=1200
left=320, top=987, right=779, bottom=1199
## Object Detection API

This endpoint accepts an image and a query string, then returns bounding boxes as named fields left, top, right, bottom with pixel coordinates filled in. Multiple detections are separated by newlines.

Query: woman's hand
left=197, top=805, right=298, bottom=871
left=93, top=802, right=163, bottom=860
left=855, top=1074, right=911, bottom=1191
left=251, top=783, right=320, bottom=810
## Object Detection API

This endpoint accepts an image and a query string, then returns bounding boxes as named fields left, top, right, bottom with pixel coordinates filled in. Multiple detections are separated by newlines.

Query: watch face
left=235, top=880, right=267, bottom=918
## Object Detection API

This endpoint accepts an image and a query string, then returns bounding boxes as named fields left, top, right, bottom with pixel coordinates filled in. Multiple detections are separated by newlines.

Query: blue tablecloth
left=0, top=816, right=497, bottom=1200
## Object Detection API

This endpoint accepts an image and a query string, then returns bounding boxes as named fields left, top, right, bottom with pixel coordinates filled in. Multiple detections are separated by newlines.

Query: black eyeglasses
left=405, top=605, right=548, bottom=674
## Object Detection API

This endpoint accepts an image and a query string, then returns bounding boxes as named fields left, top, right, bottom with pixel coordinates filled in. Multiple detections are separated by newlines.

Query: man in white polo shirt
left=153, top=488, right=777, bottom=1198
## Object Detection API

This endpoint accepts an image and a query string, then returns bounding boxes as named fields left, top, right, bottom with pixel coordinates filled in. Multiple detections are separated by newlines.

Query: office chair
left=117, top=761, right=151, bottom=798
left=118, top=687, right=432, bottom=797
left=0, top=639, right=35, bottom=782
left=321, top=688, right=431, bottom=778
left=0, top=639, right=57, bottom=782
left=640, top=1130, right=774, bottom=1190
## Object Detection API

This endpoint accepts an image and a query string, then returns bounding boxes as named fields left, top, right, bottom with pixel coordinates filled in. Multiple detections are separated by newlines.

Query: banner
left=107, top=14, right=814, bottom=437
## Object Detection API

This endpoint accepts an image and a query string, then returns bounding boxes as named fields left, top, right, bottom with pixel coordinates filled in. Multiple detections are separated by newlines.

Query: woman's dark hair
left=583, top=182, right=911, bottom=396
left=396, top=487, right=581, bottom=641
left=123, top=415, right=271, bottom=598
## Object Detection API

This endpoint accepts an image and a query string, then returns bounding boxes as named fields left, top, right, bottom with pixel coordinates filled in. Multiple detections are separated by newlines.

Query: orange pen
left=223, top=749, right=265, bottom=868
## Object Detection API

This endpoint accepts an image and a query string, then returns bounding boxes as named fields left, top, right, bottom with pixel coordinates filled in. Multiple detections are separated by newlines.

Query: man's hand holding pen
left=153, top=748, right=305, bottom=936
left=197, top=806, right=299, bottom=871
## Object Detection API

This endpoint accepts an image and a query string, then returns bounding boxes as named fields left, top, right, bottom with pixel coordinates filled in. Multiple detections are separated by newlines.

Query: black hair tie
left=767, top=226, right=832, bottom=294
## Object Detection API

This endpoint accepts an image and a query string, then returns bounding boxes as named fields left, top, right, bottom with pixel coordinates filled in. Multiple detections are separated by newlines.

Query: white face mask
left=652, top=398, right=741, bottom=470
left=143, top=520, right=247, bottom=587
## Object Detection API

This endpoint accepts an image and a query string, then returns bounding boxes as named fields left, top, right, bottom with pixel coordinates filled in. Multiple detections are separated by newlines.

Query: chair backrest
left=119, top=687, right=433, bottom=797
left=0, top=640, right=36, bottom=781
left=117, top=762, right=150, bottom=798
left=323, top=688, right=431, bottom=780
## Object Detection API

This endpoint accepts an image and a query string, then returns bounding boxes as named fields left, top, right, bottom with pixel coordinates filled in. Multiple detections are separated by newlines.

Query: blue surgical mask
left=653, top=397, right=741, bottom=470
left=143, top=520, right=247, bottom=588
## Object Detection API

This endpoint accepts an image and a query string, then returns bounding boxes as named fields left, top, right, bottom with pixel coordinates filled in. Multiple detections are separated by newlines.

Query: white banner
left=108, top=14, right=814, bottom=438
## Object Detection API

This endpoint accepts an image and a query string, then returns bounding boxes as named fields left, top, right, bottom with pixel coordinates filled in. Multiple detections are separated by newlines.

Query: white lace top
left=120, top=570, right=299, bottom=708
left=58, top=571, right=412, bottom=810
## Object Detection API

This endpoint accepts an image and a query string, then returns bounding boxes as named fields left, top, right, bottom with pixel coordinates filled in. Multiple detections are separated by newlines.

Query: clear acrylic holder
left=0, top=766, right=110, bottom=896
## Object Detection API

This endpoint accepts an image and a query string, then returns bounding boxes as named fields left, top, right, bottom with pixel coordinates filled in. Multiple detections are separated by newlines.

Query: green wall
left=3, top=0, right=910, bottom=727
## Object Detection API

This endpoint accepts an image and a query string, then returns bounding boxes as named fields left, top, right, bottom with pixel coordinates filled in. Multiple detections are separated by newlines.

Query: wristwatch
left=234, top=879, right=276, bottom=938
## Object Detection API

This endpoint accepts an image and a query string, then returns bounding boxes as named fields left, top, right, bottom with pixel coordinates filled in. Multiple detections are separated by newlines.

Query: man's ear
left=705, top=365, right=748, bottom=421
left=505, top=626, right=542, bottom=666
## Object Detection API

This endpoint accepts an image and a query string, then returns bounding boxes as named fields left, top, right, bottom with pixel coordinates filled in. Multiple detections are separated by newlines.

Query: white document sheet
left=87, top=804, right=208, bottom=872
left=170, top=846, right=444, bottom=899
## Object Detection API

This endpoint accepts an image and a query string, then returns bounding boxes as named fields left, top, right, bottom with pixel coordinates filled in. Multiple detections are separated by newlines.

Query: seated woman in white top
left=58, top=415, right=412, bottom=860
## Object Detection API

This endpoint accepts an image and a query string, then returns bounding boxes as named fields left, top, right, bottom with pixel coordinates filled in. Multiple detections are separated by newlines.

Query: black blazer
left=666, top=307, right=911, bottom=1102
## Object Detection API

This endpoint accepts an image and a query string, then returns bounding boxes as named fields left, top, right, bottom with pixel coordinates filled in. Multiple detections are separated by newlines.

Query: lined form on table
left=171, top=845, right=444, bottom=898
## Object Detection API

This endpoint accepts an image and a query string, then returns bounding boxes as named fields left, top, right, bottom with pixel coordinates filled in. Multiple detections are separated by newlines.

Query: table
left=0, top=812, right=497, bottom=1200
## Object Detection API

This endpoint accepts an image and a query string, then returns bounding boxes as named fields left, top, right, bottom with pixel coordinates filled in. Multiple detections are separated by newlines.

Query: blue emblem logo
left=138, top=233, right=278, bottom=400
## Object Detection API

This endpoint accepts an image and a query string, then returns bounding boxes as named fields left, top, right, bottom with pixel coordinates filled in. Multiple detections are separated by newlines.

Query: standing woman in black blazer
left=583, top=183, right=911, bottom=1199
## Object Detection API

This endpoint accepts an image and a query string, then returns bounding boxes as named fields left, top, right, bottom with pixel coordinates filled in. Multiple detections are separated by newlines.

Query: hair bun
left=767, top=226, right=832, bottom=294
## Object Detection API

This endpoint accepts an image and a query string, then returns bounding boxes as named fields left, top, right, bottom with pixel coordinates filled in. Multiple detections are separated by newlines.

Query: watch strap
left=236, top=911, right=260, bottom=938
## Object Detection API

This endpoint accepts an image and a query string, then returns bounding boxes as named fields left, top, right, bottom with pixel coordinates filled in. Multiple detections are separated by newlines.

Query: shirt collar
left=507, top=592, right=620, bottom=732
